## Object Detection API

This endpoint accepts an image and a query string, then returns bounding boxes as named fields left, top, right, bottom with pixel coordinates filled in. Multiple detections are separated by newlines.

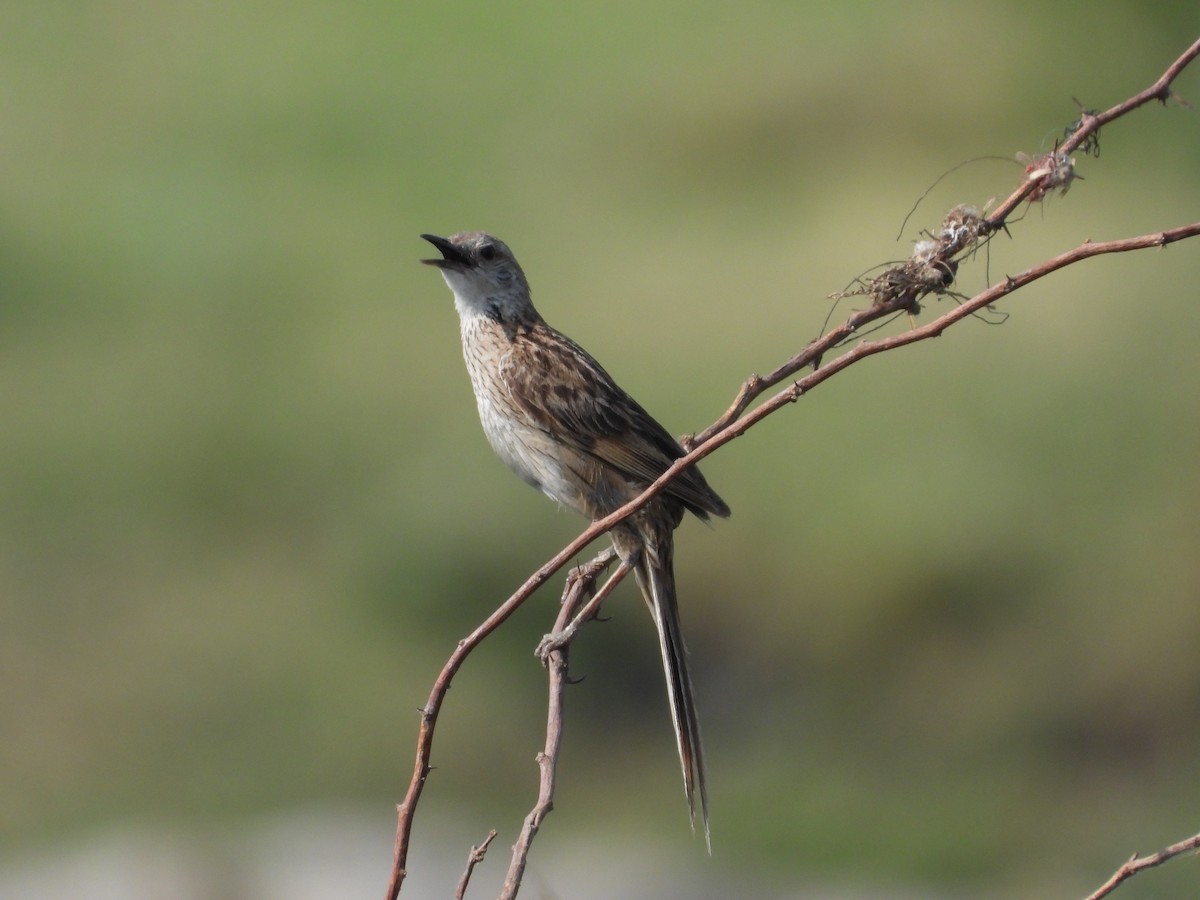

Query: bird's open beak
left=420, top=233, right=468, bottom=269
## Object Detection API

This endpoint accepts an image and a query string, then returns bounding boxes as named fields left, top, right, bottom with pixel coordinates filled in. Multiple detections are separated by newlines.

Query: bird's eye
left=478, top=243, right=496, bottom=261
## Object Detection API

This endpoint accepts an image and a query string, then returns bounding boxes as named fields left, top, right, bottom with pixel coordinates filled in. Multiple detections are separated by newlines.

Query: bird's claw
left=535, top=625, right=577, bottom=664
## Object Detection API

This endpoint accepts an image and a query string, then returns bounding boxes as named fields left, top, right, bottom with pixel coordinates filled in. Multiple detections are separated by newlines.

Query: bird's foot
left=535, top=624, right=578, bottom=664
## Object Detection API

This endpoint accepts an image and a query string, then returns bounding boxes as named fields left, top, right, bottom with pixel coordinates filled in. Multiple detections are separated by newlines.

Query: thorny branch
left=387, top=36, right=1200, bottom=900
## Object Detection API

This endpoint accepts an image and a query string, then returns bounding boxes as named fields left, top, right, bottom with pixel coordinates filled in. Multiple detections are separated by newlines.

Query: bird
left=420, top=230, right=730, bottom=847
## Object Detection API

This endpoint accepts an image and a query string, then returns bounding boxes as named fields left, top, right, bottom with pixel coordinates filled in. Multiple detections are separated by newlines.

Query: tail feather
left=633, top=531, right=711, bottom=852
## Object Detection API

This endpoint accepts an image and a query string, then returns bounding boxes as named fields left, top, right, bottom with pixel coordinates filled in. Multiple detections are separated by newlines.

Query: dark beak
left=420, top=233, right=468, bottom=269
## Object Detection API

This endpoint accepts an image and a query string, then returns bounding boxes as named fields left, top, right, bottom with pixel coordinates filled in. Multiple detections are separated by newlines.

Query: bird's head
left=421, top=231, right=533, bottom=320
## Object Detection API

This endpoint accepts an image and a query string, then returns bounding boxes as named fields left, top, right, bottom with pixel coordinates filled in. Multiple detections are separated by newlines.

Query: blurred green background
left=1, top=2, right=1198, bottom=898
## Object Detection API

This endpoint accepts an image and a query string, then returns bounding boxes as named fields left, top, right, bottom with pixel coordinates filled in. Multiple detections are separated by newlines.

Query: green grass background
left=2, top=2, right=1198, bottom=896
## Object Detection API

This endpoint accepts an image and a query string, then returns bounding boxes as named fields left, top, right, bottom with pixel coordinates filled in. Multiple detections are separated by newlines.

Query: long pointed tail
left=632, top=526, right=711, bottom=851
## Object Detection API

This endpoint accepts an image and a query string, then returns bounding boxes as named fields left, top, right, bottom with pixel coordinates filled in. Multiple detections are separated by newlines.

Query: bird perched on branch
left=421, top=231, right=729, bottom=847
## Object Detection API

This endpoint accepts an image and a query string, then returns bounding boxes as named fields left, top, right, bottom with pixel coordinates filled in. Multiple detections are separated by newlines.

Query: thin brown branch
left=1063, top=35, right=1200, bottom=148
left=502, top=551, right=618, bottom=899
left=387, top=38, right=1200, bottom=899
left=816, top=224, right=1200, bottom=368
left=692, top=36, right=1200, bottom=446
left=454, top=830, right=497, bottom=900
left=989, top=35, right=1200, bottom=225
left=385, top=563, right=560, bottom=900
left=1083, top=831, right=1200, bottom=900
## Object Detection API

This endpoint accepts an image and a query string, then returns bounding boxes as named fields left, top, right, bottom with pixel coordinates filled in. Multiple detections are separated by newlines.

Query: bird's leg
left=536, top=556, right=633, bottom=663
left=557, top=546, right=618, bottom=605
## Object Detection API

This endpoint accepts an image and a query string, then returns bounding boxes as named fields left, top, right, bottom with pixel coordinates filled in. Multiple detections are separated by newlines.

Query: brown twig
left=1083, top=831, right=1200, bottom=900
left=691, top=35, right=1200, bottom=447
left=385, top=566, right=557, bottom=900
left=988, top=35, right=1200, bottom=224
left=500, top=550, right=618, bottom=899
left=386, top=38, right=1200, bottom=899
left=454, top=830, right=497, bottom=900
